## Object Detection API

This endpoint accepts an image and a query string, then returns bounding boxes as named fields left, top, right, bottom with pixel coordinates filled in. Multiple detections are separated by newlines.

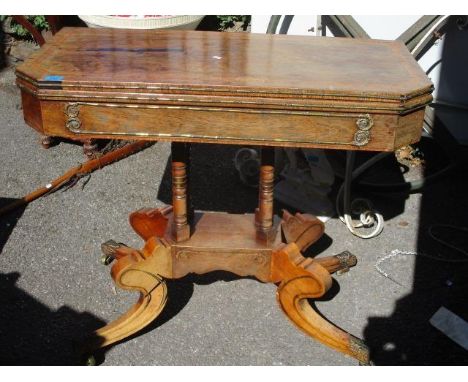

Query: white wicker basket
left=78, top=15, right=204, bottom=30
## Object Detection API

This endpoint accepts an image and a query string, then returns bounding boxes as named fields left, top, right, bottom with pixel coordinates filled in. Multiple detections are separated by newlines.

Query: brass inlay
left=65, top=103, right=79, bottom=118
left=176, top=251, right=190, bottom=261
left=17, top=72, right=433, bottom=101
left=253, top=254, right=268, bottom=265
left=65, top=101, right=374, bottom=117
left=66, top=118, right=81, bottom=130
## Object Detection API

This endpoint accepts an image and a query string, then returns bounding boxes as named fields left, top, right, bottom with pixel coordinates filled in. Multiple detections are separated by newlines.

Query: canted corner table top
left=13, top=28, right=435, bottom=364
left=16, top=28, right=433, bottom=151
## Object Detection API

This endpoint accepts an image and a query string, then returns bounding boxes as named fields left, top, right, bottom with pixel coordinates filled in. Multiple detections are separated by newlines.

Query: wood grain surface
left=16, top=28, right=433, bottom=151
left=17, top=28, right=432, bottom=98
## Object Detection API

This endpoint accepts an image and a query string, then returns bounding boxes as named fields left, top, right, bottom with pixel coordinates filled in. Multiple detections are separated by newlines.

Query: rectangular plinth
left=165, top=211, right=281, bottom=281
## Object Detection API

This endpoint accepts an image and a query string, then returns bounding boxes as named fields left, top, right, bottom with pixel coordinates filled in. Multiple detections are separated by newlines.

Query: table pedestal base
left=84, top=206, right=369, bottom=365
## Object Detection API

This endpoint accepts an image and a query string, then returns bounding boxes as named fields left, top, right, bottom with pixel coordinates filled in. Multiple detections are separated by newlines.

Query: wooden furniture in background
left=10, top=16, right=61, bottom=47
left=11, top=17, right=97, bottom=156
left=16, top=28, right=433, bottom=364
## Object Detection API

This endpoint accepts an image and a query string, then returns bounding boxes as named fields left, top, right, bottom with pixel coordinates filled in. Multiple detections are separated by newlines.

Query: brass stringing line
left=66, top=101, right=380, bottom=117
left=144, top=272, right=165, bottom=296
left=120, top=269, right=165, bottom=297
left=64, top=101, right=376, bottom=146
left=65, top=130, right=364, bottom=147
left=14, top=85, right=428, bottom=115
left=16, top=81, right=432, bottom=114
left=25, top=87, right=432, bottom=112
left=46, top=95, right=403, bottom=111
left=35, top=93, right=432, bottom=113
left=16, top=72, right=433, bottom=100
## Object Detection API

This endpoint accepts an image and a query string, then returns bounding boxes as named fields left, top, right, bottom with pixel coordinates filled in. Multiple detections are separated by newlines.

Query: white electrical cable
left=336, top=152, right=387, bottom=239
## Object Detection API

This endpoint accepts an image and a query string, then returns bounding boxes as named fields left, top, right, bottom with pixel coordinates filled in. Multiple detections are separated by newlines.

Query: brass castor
left=100, top=254, right=114, bottom=266
left=335, top=251, right=357, bottom=276
left=85, top=354, right=96, bottom=366
left=100, top=240, right=129, bottom=265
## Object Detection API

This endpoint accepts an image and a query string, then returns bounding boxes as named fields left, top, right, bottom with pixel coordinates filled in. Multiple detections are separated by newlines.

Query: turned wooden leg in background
left=83, top=139, right=98, bottom=159
left=171, top=142, right=191, bottom=242
left=41, top=135, right=55, bottom=149
left=256, top=147, right=276, bottom=244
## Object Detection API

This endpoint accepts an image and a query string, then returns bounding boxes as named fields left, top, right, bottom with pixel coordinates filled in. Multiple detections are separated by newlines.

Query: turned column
left=255, top=147, right=276, bottom=243
left=171, top=142, right=191, bottom=242
left=83, top=139, right=98, bottom=159
left=41, top=135, right=54, bottom=149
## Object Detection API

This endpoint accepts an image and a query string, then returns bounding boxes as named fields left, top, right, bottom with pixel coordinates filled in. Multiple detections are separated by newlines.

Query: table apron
left=38, top=100, right=426, bottom=151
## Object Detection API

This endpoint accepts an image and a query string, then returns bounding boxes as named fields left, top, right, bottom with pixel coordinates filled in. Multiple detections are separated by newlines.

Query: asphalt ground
left=1, top=64, right=467, bottom=366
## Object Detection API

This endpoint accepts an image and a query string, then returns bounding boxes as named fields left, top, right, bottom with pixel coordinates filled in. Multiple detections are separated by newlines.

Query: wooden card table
left=16, top=28, right=432, bottom=365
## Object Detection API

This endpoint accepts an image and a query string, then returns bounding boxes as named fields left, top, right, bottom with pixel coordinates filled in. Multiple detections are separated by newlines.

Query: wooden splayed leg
left=85, top=239, right=170, bottom=352
left=271, top=241, right=369, bottom=365
left=86, top=207, right=368, bottom=364
left=84, top=144, right=369, bottom=364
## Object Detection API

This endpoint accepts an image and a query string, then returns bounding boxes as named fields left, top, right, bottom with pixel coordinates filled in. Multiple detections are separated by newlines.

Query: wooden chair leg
left=271, top=243, right=369, bottom=364
left=41, top=135, right=54, bottom=149
left=83, top=139, right=98, bottom=159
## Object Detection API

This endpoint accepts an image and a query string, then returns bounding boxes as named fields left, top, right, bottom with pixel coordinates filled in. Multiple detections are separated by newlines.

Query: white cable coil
left=336, top=151, right=387, bottom=239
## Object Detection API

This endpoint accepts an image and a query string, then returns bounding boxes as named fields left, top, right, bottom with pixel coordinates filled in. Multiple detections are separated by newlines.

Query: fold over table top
left=18, top=28, right=432, bottom=101
left=16, top=28, right=433, bottom=151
